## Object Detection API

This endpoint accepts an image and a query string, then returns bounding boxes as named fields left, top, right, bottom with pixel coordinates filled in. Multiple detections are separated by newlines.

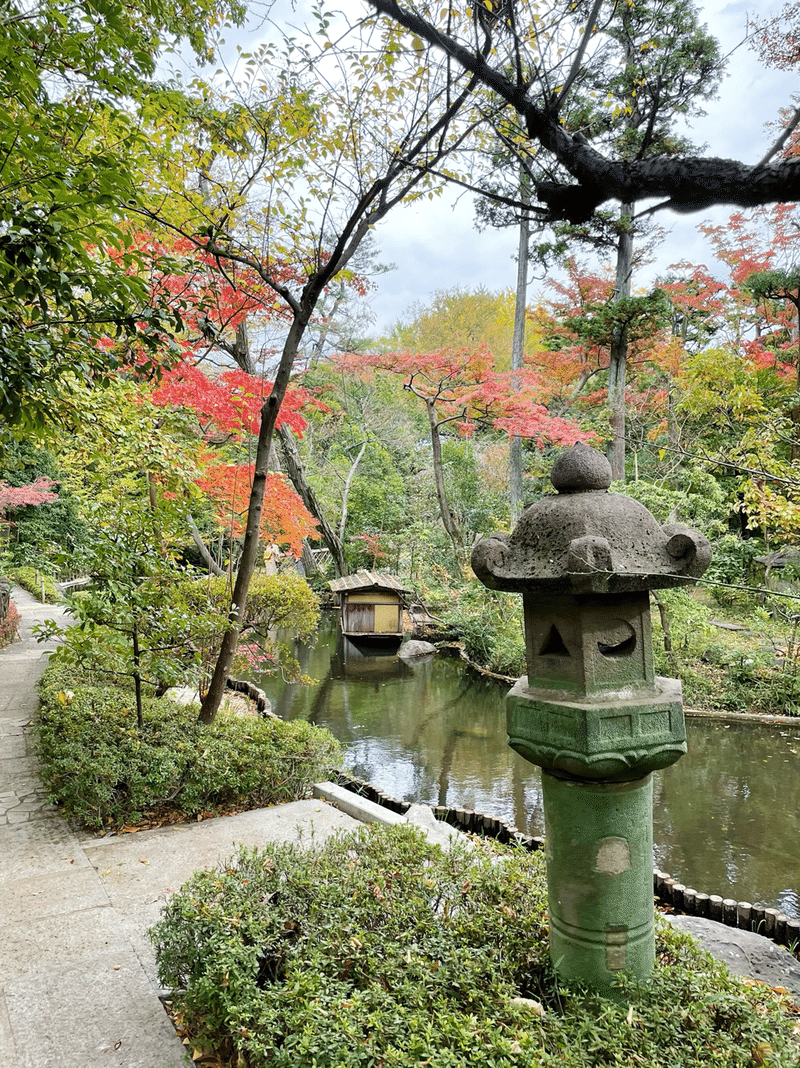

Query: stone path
left=0, top=586, right=362, bottom=1068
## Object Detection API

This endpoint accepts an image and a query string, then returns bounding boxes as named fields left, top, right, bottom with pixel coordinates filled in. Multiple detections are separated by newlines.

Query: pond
left=253, top=615, right=800, bottom=920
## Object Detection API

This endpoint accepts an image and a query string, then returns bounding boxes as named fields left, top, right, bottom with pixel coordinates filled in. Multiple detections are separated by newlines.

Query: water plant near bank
left=35, top=663, right=341, bottom=830
left=151, top=824, right=800, bottom=1068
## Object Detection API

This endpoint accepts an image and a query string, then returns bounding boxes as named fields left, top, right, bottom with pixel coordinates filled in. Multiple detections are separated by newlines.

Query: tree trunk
left=607, top=201, right=634, bottom=482
left=300, top=540, right=317, bottom=575
left=199, top=308, right=315, bottom=724
left=366, top=0, right=800, bottom=222
left=790, top=295, right=800, bottom=463
left=337, top=441, right=368, bottom=545
left=426, top=398, right=464, bottom=564
left=509, top=171, right=530, bottom=524
left=651, top=591, right=672, bottom=654
left=187, top=513, right=225, bottom=576
left=276, top=423, right=348, bottom=578
left=132, top=619, right=144, bottom=730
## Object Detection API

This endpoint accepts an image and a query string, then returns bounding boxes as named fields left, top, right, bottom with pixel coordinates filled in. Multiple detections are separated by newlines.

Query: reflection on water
left=254, top=615, right=800, bottom=919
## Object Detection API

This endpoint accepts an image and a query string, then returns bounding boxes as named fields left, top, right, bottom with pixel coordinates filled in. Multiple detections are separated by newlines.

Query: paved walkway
left=0, top=586, right=363, bottom=1068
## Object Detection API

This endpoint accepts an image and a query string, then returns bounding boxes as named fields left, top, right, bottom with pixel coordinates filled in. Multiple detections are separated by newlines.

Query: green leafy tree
left=49, top=511, right=210, bottom=729
left=0, top=0, right=243, bottom=431
left=135, top=15, right=489, bottom=722
left=476, top=0, right=723, bottom=480
left=366, top=0, right=800, bottom=219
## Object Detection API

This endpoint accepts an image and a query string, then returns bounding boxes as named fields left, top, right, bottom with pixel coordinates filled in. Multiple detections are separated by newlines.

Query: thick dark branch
left=366, top=0, right=800, bottom=222
left=755, top=103, right=800, bottom=168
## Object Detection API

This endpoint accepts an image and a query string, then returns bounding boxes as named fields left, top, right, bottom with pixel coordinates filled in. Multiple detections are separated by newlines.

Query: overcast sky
left=366, top=0, right=799, bottom=333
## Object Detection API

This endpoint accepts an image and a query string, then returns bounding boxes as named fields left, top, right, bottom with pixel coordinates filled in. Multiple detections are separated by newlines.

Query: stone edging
left=653, top=870, right=800, bottom=951
left=225, top=677, right=277, bottom=717
left=685, top=706, right=800, bottom=728
left=333, top=771, right=800, bottom=954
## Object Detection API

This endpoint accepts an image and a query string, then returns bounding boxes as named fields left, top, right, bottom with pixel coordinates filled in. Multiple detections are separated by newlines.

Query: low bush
left=704, top=535, right=765, bottom=610
left=6, top=566, right=60, bottom=603
left=0, top=599, right=19, bottom=647
left=35, top=663, right=342, bottom=829
left=696, top=653, right=800, bottom=717
left=442, top=581, right=526, bottom=678
left=151, top=825, right=800, bottom=1068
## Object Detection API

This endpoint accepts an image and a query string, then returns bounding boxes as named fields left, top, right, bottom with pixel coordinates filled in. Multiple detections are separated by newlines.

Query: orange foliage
left=195, top=461, right=317, bottom=557
left=334, top=345, right=591, bottom=446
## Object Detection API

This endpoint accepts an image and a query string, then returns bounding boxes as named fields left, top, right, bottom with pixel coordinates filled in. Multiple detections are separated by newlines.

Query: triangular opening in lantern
left=540, top=625, right=570, bottom=657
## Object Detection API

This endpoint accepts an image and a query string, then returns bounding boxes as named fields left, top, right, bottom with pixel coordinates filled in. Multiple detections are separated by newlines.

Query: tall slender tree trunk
left=607, top=201, right=634, bottom=482
left=276, top=423, right=348, bottom=578
left=337, top=441, right=368, bottom=545
left=132, top=619, right=144, bottom=729
left=199, top=309, right=315, bottom=724
left=187, top=513, right=225, bottom=576
left=509, top=172, right=530, bottom=524
left=426, top=399, right=464, bottom=566
left=788, top=295, right=800, bottom=462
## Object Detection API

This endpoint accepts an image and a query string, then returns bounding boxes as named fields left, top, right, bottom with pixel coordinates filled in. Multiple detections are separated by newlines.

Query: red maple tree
left=0, top=477, right=58, bottom=516
left=195, top=459, right=317, bottom=558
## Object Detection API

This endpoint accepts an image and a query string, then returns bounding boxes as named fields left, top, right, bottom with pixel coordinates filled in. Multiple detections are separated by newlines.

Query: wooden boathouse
left=329, top=571, right=408, bottom=644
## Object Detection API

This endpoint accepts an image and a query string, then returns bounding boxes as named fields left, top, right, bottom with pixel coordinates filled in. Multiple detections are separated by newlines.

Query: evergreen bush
left=442, top=581, right=526, bottom=678
left=151, top=825, right=800, bottom=1068
left=35, top=663, right=342, bottom=829
left=5, top=566, right=60, bottom=602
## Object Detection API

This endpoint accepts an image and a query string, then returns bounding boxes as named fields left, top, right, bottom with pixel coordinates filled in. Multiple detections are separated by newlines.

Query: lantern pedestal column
left=470, top=442, right=712, bottom=997
left=506, top=672, right=686, bottom=996
left=542, top=770, right=655, bottom=992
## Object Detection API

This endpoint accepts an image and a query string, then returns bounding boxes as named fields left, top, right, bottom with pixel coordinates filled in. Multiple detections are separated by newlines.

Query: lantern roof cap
left=551, top=441, right=612, bottom=493
left=472, top=443, right=711, bottom=595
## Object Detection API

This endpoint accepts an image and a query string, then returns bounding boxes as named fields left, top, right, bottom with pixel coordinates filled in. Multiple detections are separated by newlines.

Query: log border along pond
left=333, top=769, right=800, bottom=955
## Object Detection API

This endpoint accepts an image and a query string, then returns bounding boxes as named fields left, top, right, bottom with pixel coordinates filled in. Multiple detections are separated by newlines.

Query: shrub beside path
left=0, top=586, right=362, bottom=1068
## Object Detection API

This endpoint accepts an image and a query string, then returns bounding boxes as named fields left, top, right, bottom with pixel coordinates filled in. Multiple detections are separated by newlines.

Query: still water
left=254, top=616, right=800, bottom=920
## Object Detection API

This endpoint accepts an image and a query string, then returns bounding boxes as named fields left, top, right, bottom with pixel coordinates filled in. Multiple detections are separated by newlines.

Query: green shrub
left=6, top=565, right=60, bottom=602
left=704, top=534, right=764, bottom=609
left=180, top=571, right=320, bottom=683
left=614, top=470, right=728, bottom=537
left=706, top=653, right=800, bottom=717
left=651, top=588, right=714, bottom=666
left=35, top=663, right=342, bottom=829
left=151, top=825, right=800, bottom=1068
left=443, top=581, right=526, bottom=678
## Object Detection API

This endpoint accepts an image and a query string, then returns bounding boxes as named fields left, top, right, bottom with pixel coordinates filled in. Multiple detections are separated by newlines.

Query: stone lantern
left=472, top=442, right=711, bottom=994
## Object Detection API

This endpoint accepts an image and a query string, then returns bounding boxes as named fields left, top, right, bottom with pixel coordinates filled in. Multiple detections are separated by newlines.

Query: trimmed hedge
left=5, top=566, right=60, bottom=603
left=151, top=825, right=800, bottom=1068
left=35, top=663, right=342, bottom=830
